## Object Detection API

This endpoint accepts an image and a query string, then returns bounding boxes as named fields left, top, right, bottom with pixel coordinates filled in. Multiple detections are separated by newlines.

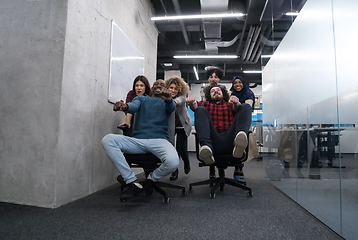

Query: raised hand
left=186, top=95, right=196, bottom=104
left=160, top=87, right=172, bottom=102
left=113, top=101, right=128, bottom=112
left=229, top=95, right=240, bottom=105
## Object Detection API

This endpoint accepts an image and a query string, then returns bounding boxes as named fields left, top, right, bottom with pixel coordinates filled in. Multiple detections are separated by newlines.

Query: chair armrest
left=117, top=125, right=129, bottom=136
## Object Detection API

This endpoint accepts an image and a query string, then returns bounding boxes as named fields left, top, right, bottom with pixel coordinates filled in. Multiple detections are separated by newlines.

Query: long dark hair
left=132, top=75, right=151, bottom=96
left=203, top=83, right=230, bottom=102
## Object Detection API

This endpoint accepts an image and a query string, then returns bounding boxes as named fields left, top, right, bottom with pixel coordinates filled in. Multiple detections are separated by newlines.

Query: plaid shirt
left=197, top=100, right=234, bottom=131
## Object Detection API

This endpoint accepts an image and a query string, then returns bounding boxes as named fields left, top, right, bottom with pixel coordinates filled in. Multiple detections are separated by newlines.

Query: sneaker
left=119, top=182, right=143, bottom=200
left=199, top=145, right=215, bottom=164
left=233, top=131, right=248, bottom=158
left=233, top=172, right=244, bottom=181
left=170, top=169, right=179, bottom=180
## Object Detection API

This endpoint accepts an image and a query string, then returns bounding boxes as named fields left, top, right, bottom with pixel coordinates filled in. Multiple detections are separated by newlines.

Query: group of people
left=101, top=66, right=256, bottom=200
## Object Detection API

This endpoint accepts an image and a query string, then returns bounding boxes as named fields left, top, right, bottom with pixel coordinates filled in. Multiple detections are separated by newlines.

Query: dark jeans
left=194, top=103, right=252, bottom=155
left=175, top=128, right=189, bottom=162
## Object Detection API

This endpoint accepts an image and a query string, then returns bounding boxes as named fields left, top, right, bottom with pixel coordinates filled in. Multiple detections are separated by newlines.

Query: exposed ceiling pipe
left=245, top=26, right=261, bottom=61
left=159, top=0, right=169, bottom=16
left=217, top=33, right=242, bottom=48
left=172, top=0, right=191, bottom=45
left=241, top=25, right=255, bottom=61
left=235, top=19, right=247, bottom=56
left=248, top=35, right=262, bottom=62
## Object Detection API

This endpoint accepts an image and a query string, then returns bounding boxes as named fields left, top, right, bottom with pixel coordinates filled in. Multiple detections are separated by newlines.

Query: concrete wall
left=0, top=0, right=157, bottom=208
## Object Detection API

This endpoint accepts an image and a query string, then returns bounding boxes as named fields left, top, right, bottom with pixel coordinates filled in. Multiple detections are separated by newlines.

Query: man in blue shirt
left=102, top=79, right=179, bottom=200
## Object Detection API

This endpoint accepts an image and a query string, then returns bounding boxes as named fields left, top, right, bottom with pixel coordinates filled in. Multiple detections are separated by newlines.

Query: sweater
left=126, top=95, right=176, bottom=140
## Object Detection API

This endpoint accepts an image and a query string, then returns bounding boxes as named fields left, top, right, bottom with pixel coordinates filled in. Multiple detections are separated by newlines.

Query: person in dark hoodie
left=229, top=75, right=255, bottom=180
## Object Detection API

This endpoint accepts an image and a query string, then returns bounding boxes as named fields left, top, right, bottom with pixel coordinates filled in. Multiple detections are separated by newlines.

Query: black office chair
left=117, top=112, right=186, bottom=203
left=189, top=132, right=253, bottom=199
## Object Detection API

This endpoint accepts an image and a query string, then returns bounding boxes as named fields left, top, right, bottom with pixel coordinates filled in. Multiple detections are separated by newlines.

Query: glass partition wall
left=261, top=0, right=358, bottom=239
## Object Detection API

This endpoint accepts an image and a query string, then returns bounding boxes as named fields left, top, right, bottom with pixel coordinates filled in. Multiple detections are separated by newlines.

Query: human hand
left=113, top=101, right=128, bottom=111
left=229, top=95, right=240, bottom=105
left=186, top=95, right=196, bottom=104
left=118, top=122, right=131, bottom=129
left=160, top=87, right=173, bottom=102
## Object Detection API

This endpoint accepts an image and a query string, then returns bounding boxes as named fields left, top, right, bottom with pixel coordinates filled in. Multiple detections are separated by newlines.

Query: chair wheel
left=247, top=191, right=253, bottom=197
left=189, top=186, right=193, bottom=192
left=182, top=189, right=187, bottom=196
left=210, top=193, right=216, bottom=199
left=163, top=197, right=170, bottom=204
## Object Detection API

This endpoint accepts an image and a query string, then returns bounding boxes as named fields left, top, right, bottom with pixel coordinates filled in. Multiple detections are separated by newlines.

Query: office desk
left=278, top=127, right=344, bottom=179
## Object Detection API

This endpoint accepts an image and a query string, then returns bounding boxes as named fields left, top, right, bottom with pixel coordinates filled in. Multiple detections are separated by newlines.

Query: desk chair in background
left=189, top=132, right=253, bottom=199
left=118, top=112, right=186, bottom=204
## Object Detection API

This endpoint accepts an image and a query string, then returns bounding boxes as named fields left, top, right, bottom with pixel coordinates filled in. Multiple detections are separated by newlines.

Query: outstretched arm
left=113, top=100, right=128, bottom=112
left=186, top=95, right=198, bottom=111
left=228, top=95, right=241, bottom=112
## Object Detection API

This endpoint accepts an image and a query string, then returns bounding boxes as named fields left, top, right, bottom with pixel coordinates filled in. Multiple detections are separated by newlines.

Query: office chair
left=189, top=132, right=253, bottom=199
left=117, top=112, right=186, bottom=203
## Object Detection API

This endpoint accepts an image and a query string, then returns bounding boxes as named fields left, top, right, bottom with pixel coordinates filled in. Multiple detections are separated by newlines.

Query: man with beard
left=102, top=78, right=179, bottom=200
left=186, top=83, right=252, bottom=165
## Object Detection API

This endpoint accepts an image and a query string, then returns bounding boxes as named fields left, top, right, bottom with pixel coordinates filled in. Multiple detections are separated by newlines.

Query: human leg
left=145, top=139, right=179, bottom=182
left=195, top=107, right=222, bottom=164
left=102, top=134, right=148, bottom=184
left=176, top=128, right=190, bottom=174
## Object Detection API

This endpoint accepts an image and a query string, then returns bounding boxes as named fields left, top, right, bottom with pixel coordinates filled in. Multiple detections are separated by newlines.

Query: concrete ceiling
left=149, top=0, right=307, bottom=85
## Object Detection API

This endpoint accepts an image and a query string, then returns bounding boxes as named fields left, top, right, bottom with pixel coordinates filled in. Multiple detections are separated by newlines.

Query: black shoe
left=144, top=179, right=155, bottom=197
left=183, top=159, right=191, bottom=174
left=170, top=169, right=179, bottom=180
left=119, top=183, right=143, bottom=200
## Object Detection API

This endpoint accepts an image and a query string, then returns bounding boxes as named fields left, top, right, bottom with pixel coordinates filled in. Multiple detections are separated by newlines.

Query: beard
left=211, top=95, right=223, bottom=102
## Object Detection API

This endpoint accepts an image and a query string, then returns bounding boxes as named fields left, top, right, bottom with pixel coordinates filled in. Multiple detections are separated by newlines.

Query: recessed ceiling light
left=243, top=70, right=262, bottom=73
left=284, top=12, right=299, bottom=16
left=193, top=66, right=199, bottom=80
left=163, top=63, right=172, bottom=67
left=151, top=13, right=245, bottom=21
left=174, top=55, right=238, bottom=59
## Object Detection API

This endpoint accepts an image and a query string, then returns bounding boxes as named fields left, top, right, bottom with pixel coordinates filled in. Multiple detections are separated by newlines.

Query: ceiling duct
left=200, top=0, right=229, bottom=53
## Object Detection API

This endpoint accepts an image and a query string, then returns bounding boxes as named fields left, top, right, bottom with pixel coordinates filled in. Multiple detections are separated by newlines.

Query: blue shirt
left=126, top=96, right=175, bottom=140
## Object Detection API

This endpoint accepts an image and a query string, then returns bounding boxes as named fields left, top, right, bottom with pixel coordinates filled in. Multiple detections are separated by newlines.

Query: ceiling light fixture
left=243, top=70, right=262, bottom=73
left=261, top=55, right=272, bottom=58
left=193, top=66, right=199, bottom=80
left=163, top=63, right=172, bottom=67
left=174, top=55, right=238, bottom=59
left=285, top=12, right=299, bottom=16
left=151, top=13, right=245, bottom=21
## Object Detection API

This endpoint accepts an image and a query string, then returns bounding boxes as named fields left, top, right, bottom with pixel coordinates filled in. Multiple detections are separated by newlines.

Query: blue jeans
left=102, top=134, right=179, bottom=184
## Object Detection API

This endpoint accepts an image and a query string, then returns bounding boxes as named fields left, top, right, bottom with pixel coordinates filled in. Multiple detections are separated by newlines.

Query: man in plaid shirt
left=186, top=83, right=252, bottom=165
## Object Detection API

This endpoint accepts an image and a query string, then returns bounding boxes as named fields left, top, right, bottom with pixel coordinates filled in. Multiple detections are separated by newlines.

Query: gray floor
left=266, top=153, right=358, bottom=240
left=0, top=153, right=343, bottom=240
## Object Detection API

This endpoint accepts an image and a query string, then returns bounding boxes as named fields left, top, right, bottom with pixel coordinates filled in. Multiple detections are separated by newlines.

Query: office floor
left=0, top=153, right=343, bottom=240
left=265, top=153, right=358, bottom=240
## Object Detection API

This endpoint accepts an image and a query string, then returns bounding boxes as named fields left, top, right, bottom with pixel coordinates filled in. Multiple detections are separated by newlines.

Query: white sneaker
left=199, top=145, right=215, bottom=164
left=233, top=131, right=248, bottom=158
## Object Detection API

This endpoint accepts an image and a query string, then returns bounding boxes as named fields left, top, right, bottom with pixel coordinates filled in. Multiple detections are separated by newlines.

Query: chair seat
left=189, top=132, right=253, bottom=199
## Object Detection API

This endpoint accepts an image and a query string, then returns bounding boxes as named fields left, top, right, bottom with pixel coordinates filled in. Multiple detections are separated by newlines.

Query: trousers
left=102, top=134, right=179, bottom=184
left=195, top=103, right=252, bottom=155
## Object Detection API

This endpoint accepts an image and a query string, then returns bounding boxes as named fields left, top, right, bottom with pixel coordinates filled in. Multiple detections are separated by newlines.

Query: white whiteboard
left=108, top=21, right=144, bottom=103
